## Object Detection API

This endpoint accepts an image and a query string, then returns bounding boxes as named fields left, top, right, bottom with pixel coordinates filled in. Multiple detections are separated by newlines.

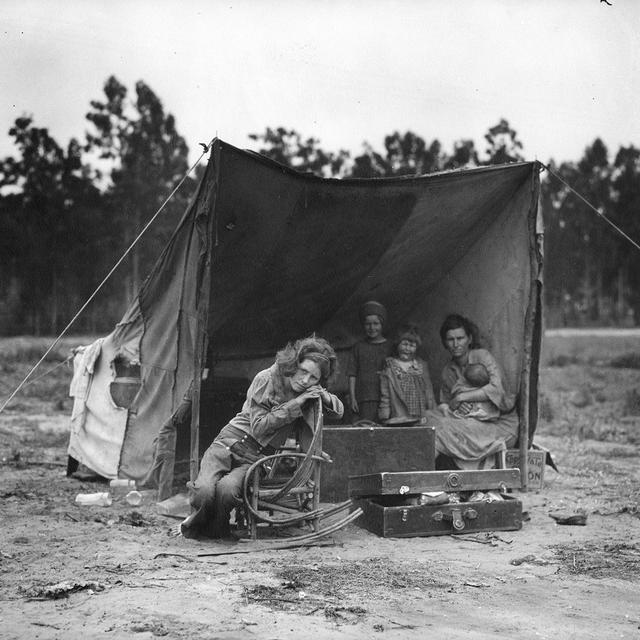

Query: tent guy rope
left=0, top=138, right=215, bottom=415
left=543, top=163, right=640, bottom=254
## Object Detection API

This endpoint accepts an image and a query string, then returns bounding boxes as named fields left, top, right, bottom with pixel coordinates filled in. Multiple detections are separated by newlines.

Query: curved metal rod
left=262, top=397, right=324, bottom=504
left=240, top=507, right=363, bottom=544
left=242, top=452, right=329, bottom=526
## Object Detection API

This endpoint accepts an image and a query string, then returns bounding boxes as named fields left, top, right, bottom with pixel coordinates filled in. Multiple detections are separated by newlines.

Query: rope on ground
left=543, top=163, right=640, bottom=254
left=0, top=138, right=215, bottom=415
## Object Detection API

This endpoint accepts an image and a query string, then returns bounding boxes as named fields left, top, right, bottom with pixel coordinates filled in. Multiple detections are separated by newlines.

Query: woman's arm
left=316, top=386, right=345, bottom=418
left=473, top=349, right=515, bottom=412
left=450, top=386, right=489, bottom=406
left=246, top=371, right=305, bottom=440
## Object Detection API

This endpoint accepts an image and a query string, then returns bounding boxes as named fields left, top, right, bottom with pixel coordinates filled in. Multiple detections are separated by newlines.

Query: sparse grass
left=276, top=557, right=451, bottom=595
left=0, top=336, right=97, bottom=363
left=623, top=389, right=640, bottom=416
left=0, top=336, right=96, bottom=413
left=610, top=353, right=640, bottom=369
left=243, top=557, right=452, bottom=616
left=546, top=354, right=579, bottom=368
left=552, top=542, right=640, bottom=580
left=600, top=446, right=638, bottom=459
left=543, top=330, right=640, bottom=367
left=541, top=332, right=640, bottom=440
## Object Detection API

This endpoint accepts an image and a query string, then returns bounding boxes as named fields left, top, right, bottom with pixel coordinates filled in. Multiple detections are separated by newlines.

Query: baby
left=451, top=363, right=499, bottom=420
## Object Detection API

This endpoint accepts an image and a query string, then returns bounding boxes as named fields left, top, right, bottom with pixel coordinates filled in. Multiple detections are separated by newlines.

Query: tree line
left=1, top=76, right=639, bottom=335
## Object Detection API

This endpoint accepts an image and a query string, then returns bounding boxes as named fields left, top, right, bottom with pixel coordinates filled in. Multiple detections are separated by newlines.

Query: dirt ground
left=2, top=338, right=640, bottom=639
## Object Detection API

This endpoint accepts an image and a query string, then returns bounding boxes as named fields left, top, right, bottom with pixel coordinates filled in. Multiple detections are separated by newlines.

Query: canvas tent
left=68, top=138, right=543, bottom=490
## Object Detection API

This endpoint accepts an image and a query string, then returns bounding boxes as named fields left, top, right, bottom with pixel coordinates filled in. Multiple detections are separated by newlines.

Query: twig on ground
left=153, top=553, right=195, bottom=561
left=196, top=540, right=338, bottom=557
left=388, top=619, right=416, bottom=629
left=124, top=583, right=168, bottom=589
left=305, top=606, right=323, bottom=615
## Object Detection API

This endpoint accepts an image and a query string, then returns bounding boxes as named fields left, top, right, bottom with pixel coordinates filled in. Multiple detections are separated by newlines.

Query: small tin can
left=75, top=492, right=112, bottom=507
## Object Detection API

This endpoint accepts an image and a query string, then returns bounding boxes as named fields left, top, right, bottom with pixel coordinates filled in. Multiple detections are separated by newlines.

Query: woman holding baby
left=427, top=313, right=519, bottom=470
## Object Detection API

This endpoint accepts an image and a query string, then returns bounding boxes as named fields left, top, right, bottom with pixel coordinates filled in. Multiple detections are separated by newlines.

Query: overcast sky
left=2, top=0, right=639, bottom=167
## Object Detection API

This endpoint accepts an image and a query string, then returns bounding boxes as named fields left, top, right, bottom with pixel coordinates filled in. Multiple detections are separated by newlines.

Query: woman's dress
left=424, top=348, right=518, bottom=469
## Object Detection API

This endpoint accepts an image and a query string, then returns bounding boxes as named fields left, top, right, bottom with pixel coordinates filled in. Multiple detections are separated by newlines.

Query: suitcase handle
left=432, top=507, right=478, bottom=531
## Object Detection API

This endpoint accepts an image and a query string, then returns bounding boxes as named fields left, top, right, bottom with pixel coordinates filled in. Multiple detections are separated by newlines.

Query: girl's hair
left=358, top=300, right=387, bottom=327
left=439, top=314, right=481, bottom=349
left=275, top=335, right=338, bottom=385
left=394, top=323, right=422, bottom=349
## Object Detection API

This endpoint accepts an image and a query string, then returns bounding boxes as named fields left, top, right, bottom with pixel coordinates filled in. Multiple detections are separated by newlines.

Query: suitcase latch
left=446, top=473, right=461, bottom=489
left=432, top=507, right=478, bottom=531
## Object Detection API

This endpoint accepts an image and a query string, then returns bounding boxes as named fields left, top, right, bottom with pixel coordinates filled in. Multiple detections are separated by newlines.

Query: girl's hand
left=350, top=397, right=359, bottom=414
left=296, top=385, right=331, bottom=407
left=316, top=386, right=332, bottom=406
left=295, top=386, right=322, bottom=406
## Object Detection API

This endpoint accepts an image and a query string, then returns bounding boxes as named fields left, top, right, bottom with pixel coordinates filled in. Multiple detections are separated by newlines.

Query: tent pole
left=190, top=140, right=220, bottom=483
left=519, top=163, right=544, bottom=491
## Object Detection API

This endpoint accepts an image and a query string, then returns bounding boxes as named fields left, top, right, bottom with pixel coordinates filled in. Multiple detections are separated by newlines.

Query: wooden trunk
left=350, top=469, right=523, bottom=538
left=320, top=426, right=435, bottom=503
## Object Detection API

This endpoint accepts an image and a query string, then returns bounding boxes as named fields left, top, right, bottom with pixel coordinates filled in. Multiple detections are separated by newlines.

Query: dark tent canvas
left=68, top=139, right=543, bottom=488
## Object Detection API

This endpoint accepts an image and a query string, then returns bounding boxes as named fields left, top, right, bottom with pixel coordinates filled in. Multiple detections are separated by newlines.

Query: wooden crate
left=319, top=426, right=435, bottom=502
left=350, top=469, right=523, bottom=538
left=505, top=448, right=546, bottom=490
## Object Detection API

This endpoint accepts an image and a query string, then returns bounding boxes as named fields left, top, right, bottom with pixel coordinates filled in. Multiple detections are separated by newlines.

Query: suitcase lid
left=348, top=469, right=521, bottom=497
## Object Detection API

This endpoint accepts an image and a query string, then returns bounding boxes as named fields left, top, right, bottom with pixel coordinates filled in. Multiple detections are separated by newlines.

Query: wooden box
left=505, top=448, right=546, bottom=490
left=319, top=426, right=435, bottom=503
left=350, top=469, right=523, bottom=538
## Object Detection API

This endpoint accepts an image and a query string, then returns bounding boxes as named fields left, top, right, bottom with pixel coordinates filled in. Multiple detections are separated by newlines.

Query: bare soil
left=2, top=343, right=640, bottom=639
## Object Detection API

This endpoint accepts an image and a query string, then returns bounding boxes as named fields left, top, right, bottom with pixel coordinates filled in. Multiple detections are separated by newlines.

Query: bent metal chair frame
left=241, top=399, right=360, bottom=541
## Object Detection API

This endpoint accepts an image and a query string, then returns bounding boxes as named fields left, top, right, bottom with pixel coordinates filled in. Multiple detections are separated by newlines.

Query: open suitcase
left=349, top=469, right=523, bottom=537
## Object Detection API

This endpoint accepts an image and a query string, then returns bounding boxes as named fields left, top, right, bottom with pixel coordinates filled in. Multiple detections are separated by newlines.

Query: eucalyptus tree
left=0, top=117, right=104, bottom=334
left=85, top=76, right=194, bottom=304
left=249, top=127, right=349, bottom=178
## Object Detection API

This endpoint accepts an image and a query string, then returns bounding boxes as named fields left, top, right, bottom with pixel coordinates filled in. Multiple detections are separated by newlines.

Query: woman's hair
left=275, top=335, right=338, bottom=384
left=439, top=314, right=481, bottom=348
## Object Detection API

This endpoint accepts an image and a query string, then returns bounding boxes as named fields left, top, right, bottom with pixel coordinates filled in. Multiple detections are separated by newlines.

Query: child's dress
left=347, top=340, right=392, bottom=422
left=378, top=356, right=436, bottom=422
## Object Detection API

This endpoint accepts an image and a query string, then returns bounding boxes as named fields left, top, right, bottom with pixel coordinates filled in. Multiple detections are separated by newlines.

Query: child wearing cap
left=378, top=324, right=436, bottom=424
left=346, top=301, right=392, bottom=422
